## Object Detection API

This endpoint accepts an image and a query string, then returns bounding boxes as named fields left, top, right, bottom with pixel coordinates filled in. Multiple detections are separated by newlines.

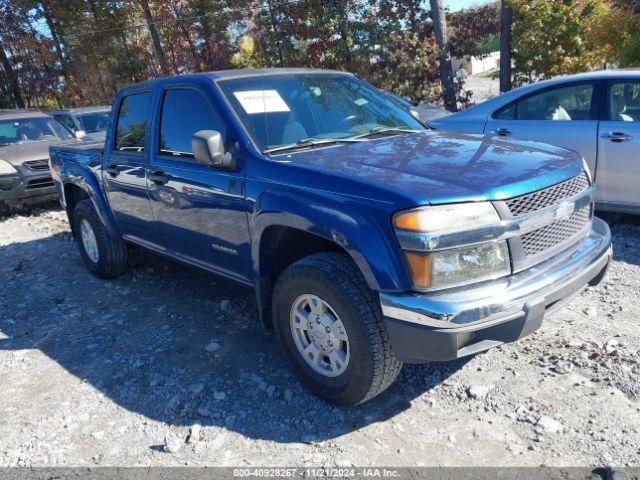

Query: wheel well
left=257, top=226, right=345, bottom=328
left=63, top=183, right=90, bottom=231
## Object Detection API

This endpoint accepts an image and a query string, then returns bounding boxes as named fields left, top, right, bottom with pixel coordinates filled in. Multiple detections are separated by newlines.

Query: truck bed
left=50, top=141, right=104, bottom=168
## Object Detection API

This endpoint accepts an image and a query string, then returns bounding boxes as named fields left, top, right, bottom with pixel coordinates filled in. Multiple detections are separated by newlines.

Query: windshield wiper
left=350, top=126, right=423, bottom=140
left=263, top=137, right=364, bottom=155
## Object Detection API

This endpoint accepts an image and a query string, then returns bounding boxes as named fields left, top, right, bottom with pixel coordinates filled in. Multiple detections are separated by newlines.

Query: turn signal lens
left=404, top=252, right=432, bottom=289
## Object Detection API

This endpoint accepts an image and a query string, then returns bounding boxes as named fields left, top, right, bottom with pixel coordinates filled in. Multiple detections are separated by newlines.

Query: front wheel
left=72, top=199, right=129, bottom=279
left=272, top=252, right=402, bottom=405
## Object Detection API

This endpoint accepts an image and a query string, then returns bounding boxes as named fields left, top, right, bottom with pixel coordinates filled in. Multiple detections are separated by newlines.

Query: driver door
left=147, top=82, right=252, bottom=283
left=485, top=81, right=600, bottom=176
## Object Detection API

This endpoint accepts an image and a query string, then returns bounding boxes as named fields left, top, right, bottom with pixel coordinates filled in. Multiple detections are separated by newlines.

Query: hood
left=0, top=138, right=77, bottom=166
left=284, top=131, right=584, bottom=205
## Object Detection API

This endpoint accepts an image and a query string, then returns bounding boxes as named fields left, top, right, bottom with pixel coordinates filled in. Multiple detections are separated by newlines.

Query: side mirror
left=74, top=130, right=87, bottom=140
left=192, top=130, right=235, bottom=170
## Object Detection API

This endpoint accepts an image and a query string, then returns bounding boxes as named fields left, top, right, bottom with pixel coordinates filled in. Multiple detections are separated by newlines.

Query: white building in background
left=452, top=51, right=501, bottom=75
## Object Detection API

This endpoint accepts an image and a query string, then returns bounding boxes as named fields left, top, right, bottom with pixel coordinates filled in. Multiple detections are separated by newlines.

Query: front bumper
left=381, top=217, right=612, bottom=363
left=0, top=168, right=57, bottom=205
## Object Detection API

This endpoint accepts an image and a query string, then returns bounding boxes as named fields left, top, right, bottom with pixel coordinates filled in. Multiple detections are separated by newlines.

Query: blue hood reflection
left=281, top=131, right=584, bottom=205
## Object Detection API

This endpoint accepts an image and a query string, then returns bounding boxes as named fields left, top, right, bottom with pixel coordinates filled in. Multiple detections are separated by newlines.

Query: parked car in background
left=381, top=90, right=450, bottom=122
left=0, top=109, right=77, bottom=216
left=50, top=106, right=111, bottom=141
left=50, top=68, right=610, bottom=405
left=429, top=70, right=640, bottom=214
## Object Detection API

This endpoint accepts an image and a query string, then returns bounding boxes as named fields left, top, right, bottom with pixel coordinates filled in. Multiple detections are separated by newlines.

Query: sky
left=445, top=0, right=493, bottom=11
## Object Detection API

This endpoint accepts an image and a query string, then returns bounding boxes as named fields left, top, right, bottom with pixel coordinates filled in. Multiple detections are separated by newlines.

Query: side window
left=494, top=103, right=516, bottom=120
left=115, top=92, right=152, bottom=151
left=500, top=84, right=595, bottom=121
left=608, top=81, right=640, bottom=123
left=159, top=88, right=225, bottom=157
left=54, top=114, right=76, bottom=132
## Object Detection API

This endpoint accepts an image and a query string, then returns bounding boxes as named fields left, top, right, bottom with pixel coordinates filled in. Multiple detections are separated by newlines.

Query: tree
left=448, top=4, right=500, bottom=58
left=509, top=0, right=609, bottom=86
left=139, top=0, right=169, bottom=76
left=429, top=0, right=456, bottom=111
left=499, top=0, right=512, bottom=92
left=594, top=0, right=640, bottom=67
left=0, top=45, right=25, bottom=108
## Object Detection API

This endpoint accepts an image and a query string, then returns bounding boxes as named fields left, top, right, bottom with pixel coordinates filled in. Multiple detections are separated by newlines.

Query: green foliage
left=509, top=0, right=610, bottom=86
left=595, top=1, right=640, bottom=67
left=448, top=4, right=500, bottom=58
left=476, top=34, right=500, bottom=56
left=1, top=0, right=638, bottom=111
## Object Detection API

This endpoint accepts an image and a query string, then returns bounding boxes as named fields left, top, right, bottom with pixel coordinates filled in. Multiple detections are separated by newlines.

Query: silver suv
left=0, top=109, right=77, bottom=216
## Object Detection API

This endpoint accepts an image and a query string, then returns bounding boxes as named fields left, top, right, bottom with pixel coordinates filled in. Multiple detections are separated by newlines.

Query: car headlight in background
left=0, top=159, right=18, bottom=176
left=394, top=202, right=511, bottom=290
left=0, top=159, right=20, bottom=191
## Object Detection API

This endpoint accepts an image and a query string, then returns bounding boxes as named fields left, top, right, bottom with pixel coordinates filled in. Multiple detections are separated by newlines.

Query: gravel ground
left=0, top=204, right=639, bottom=467
left=465, top=74, right=500, bottom=103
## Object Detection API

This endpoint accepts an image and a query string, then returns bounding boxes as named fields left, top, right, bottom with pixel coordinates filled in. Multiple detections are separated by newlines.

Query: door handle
left=105, top=164, right=120, bottom=177
left=492, top=127, right=511, bottom=136
left=148, top=170, right=169, bottom=185
left=601, top=131, right=633, bottom=142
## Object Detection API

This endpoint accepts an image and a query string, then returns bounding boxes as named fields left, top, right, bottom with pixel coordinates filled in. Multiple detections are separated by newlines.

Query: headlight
left=0, top=159, right=18, bottom=175
left=394, top=203, right=511, bottom=290
left=404, top=241, right=510, bottom=290
left=394, top=202, right=500, bottom=234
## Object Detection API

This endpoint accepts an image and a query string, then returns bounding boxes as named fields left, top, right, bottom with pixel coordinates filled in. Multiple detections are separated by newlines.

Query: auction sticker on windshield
left=233, top=90, right=291, bottom=114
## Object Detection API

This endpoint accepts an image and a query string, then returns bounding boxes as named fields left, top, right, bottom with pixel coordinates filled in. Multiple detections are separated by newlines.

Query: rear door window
left=115, top=92, right=152, bottom=151
left=608, top=81, right=640, bottom=122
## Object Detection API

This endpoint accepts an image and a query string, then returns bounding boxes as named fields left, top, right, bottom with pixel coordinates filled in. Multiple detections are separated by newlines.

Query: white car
left=429, top=70, right=640, bottom=214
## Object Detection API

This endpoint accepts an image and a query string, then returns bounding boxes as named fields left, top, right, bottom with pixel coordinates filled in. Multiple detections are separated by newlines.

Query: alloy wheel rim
left=80, top=219, right=99, bottom=263
left=289, top=294, right=350, bottom=377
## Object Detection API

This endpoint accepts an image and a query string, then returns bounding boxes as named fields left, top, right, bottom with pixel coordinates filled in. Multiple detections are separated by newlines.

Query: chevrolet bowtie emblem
left=555, top=201, right=575, bottom=221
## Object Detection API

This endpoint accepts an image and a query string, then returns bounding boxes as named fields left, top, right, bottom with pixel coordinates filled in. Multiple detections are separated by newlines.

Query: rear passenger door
left=596, top=79, right=640, bottom=209
left=147, top=82, right=251, bottom=283
left=485, top=81, right=600, bottom=175
left=104, top=90, right=156, bottom=243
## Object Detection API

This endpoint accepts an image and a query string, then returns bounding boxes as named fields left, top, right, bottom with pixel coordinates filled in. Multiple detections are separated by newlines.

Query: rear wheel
left=72, top=199, right=128, bottom=278
left=272, top=252, right=402, bottom=405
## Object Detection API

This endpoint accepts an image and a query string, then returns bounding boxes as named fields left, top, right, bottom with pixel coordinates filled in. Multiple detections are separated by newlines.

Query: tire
left=272, top=252, right=402, bottom=405
left=72, top=199, right=128, bottom=279
left=0, top=201, right=9, bottom=218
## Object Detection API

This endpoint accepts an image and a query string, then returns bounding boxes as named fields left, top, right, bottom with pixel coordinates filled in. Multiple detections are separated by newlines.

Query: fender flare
left=61, top=164, right=121, bottom=240
left=251, top=189, right=408, bottom=323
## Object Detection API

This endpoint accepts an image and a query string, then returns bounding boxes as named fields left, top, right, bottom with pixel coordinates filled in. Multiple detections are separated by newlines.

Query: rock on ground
left=0, top=206, right=639, bottom=467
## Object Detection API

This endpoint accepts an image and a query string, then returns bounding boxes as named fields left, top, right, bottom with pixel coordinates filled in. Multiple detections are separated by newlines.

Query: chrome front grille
left=505, top=172, right=592, bottom=259
left=506, top=172, right=590, bottom=216
left=520, top=205, right=591, bottom=256
left=23, top=159, right=50, bottom=171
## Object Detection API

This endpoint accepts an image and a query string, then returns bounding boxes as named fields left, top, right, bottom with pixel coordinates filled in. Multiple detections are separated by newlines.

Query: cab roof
left=0, top=109, right=51, bottom=119
left=119, top=68, right=352, bottom=92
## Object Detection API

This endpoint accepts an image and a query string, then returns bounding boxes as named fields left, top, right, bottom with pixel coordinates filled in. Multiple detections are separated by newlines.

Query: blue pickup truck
left=50, top=68, right=612, bottom=405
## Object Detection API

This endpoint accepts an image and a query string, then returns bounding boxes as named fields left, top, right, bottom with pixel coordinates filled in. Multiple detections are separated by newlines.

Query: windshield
left=217, top=73, right=426, bottom=152
left=0, top=117, right=74, bottom=146
left=78, top=111, right=111, bottom=133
